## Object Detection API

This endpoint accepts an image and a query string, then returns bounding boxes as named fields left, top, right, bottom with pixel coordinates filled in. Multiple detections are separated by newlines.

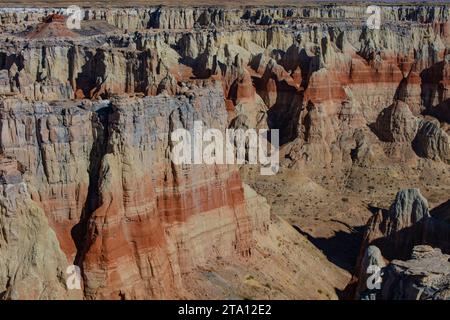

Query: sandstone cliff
left=0, top=3, right=449, bottom=300
left=0, top=86, right=345, bottom=299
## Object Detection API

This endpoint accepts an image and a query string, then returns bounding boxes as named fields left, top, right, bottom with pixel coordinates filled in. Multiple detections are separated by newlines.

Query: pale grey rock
left=381, top=245, right=450, bottom=300
left=413, top=120, right=450, bottom=164
left=388, top=188, right=430, bottom=227
left=356, top=245, right=387, bottom=300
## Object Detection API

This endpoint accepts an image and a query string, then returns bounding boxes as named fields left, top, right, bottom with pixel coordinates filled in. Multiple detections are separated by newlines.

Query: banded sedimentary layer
left=0, top=3, right=449, bottom=300
left=0, top=85, right=344, bottom=299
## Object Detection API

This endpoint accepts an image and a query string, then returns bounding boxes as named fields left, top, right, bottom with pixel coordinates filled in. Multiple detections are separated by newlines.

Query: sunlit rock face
left=352, top=189, right=450, bottom=300
left=79, top=90, right=258, bottom=299
left=0, top=88, right=257, bottom=299
left=0, top=155, right=82, bottom=300
left=0, top=88, right=345, bottom=299
left=0, top=3, right=449, bottom=299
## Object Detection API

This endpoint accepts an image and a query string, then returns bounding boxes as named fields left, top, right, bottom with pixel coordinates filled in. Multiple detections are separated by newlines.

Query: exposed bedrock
left=0, top=86, right=345, bottom=299
left=0, top=156, right=82, bottom=299
left=351, top=189, right=450, bottom=300
left=79, top=87, right=258, bottom=299
left=0, top=4, right=450, bottom=300
left=0, top=98, right=108, bottom=260
left=1, top=5, right=449, bottom=169
left=372, top=100, right=450, bottom=163
left=0, top=87, right=254, bottom=298
left=381, top=245, right=450, bottom=300
left=1, top=5, right=449, bottom=31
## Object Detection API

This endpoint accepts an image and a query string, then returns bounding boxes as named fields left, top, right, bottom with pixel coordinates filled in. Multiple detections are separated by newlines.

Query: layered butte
left=0, top=3, right=449, bottom=300
left=0, top=80, right=344, bottom=300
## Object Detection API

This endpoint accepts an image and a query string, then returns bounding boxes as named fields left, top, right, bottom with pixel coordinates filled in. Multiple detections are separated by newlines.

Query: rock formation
left=381, top=245, right=450, bottom=300
left=352, top=189, right=450, bottom=300
left=0, top=85, right=344, bottom=299
left=0, top=3, right=449, bottom=300
left=0, top=156, right=81, bottom=299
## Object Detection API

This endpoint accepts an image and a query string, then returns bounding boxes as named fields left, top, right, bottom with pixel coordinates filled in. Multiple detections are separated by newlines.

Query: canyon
left=0, top=2, right=449, bottom=300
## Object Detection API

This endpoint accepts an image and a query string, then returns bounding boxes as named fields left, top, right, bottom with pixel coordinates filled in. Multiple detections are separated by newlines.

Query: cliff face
left=0, top=4, right=449, bottom=300
left=0, top=87, right=253, bottom=298
left=0, top=156, right=81, bottom=299
left=79, top=88, right=257, bottom=299
left=1, top=5, right=449, bottom=163
left=1, top=5, right=449, bottom=31
left=0, top=87, right=345, bottom=299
